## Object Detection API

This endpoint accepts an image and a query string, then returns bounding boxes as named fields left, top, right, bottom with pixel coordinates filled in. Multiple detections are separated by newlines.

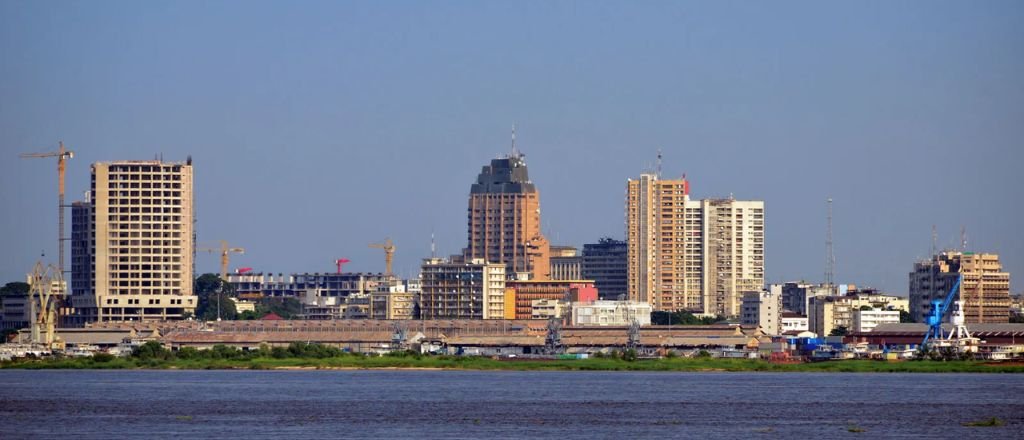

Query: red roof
left=260, top=312, right=284, bottom=321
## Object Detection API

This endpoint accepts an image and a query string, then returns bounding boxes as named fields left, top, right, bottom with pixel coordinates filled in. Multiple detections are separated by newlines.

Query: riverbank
left=4, top=356, right=1024, bottom=373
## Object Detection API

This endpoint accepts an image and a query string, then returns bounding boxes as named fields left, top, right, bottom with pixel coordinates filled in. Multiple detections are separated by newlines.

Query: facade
left=572, top=300, right=653, bottom=326
left=582, top=238, right=628, bottom=300
left=780, top=312, right=809, bottom=333
left=369, top=282, right=415, bottom=320
left=845, top=289, right=909, bottom=312
left=853, top=309, right=900, bottom=333
left=463, top=152, right=550, bottom=280
left=909, top=251, right=1011, bottom=324
left=505, top=280, right=598, bottom=320
left=550, top=248, right=583, bottom=281
left=419, top=257, right=506, bottom=320
left=808, top=296, right=853, bottom=336
left=626, top=174, right=764, bottom=316
left=779, top=282, right=835, bottom=315
left=227, top=272, right=394, bottom=300
left=530, top=298, right=566, bottom=320
left=740, top=286, right=782, bottom=335
left=69, top=160, right=196, bottom=324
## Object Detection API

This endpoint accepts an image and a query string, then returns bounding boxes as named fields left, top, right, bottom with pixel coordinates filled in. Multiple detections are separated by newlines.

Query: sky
left=1, top=1, right=1022, bottom=295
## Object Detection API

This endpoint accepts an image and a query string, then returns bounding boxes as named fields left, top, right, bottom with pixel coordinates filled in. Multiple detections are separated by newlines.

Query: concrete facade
left=626, top=174, right=764, bottom=316
left=853, top=309, right=900, bottom=333
left=572, top=300, right=653, bottom=326
left=910, top=251, right=1011, bottom=324
left=808, top=296, right=853, bottom=336
left=506, top=280, right=598, bottom=320
left=69, top=160, right=196, bottom=324
left=741, top=286, right=782, bottom=335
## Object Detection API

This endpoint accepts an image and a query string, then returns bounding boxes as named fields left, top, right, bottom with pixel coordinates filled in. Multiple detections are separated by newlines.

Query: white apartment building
left=781, top=313, right=809, bottom=333
left=853, top=309, right=900, bottom=333
left=572, top=300, right=652, bottom=326
left=69, top=160, right=196, bottom=324
left=627, top=174, right=764, bottom=316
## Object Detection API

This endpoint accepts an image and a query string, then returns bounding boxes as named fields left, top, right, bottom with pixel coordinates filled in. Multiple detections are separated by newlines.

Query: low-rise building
left=572, top=301, right=652, bottom=326
left=506, top=280, right=598, bottom=320
left=852, top=309, right=900, bottom=333
left=781, top=312, right=809, bottom=333
left=530, top=298, right=566, bottom=320
left=846, top=289, right=909, bottom=312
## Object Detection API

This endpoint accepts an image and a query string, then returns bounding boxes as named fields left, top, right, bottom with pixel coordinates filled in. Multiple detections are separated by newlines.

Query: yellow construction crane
left=198, top=240, right=245, bottom=280
left=20, top=141, right=74, bottom=274
left=369, top=238, right=396, bottom=276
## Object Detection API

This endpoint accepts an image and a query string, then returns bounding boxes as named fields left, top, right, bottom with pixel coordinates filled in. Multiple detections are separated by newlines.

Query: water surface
left=1, top=370, right=1021, bottom=438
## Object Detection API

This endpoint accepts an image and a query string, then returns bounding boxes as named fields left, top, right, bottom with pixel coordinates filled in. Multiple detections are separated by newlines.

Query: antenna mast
left=960, top=226, right=967, bottom=251
left=656, top=148, right=663, bottom=179
left=931, top=225, right=937, bottom=257
left=511, top=124, right=517, bottom=157
left=826, top=198, right=835, bottom=289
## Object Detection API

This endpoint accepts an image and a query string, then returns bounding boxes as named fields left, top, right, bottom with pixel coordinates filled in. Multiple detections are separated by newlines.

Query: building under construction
left=68, top=160, right=197, bottom=324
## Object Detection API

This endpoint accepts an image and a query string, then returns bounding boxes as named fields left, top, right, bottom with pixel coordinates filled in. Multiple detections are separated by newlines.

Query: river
left=0, top=370, right=1021, bottom=438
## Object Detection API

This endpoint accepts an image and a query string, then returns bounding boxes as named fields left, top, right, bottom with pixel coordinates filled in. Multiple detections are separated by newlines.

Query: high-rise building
left=464, top=152, right=550, bottom=280
left=626, top=173, right=764, bottom=316
left=582, top=238, right=628, bottom=300
left=69, top=160, right=196, bottom=324
left=419, top=257, right=506, bottom=319
left=909, top=251, right=1011, bottom=324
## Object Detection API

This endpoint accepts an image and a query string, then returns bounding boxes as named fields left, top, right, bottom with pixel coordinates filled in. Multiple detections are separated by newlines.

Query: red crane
left=335, top=258, right=351, bottom=274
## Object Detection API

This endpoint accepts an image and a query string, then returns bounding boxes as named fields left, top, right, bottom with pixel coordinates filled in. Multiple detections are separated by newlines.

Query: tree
left=0, top=282, right=30, bottom=297
left=132, top=341, right=172, bottom=361
left=859, top=305, right=874, bottom=311
left=259, top=297, right=302, bottom=319
left=651, top=311, right=724, bottom=326
left=829, top=326, right=849, bottom=337
left=194, top=273, right=238, bottom=321
left=899, top=310, right=913, bottom=323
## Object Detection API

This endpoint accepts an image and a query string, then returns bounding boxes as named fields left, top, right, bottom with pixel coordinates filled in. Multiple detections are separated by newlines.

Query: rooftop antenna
left=656, top=148, right=663, bottom=179
left=510, top=124, right=518, bottom=157
left=826, top=198, right=835, bottom=289
left=960, top=226, right=967, bottom=251
left=931, top=225, right=938, bottom=257
left=430, top=230, right=436, bottom=258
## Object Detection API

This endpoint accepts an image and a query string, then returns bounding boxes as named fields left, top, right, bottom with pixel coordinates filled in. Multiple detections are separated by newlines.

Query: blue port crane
left=921, top=274, right=963, bottom=350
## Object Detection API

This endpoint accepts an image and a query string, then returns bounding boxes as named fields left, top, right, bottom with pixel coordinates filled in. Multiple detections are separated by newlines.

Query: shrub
left=92, top=352, right=115, bottom=363
left=696, top=350, right=712, bottom=358
left=132, top=341, right=172, bottom=361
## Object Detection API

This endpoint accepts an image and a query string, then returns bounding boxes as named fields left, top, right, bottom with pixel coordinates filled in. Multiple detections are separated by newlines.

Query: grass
left=961, top=417, right=1005, bottom=427
left=4, top=356, right=1024, bottom=373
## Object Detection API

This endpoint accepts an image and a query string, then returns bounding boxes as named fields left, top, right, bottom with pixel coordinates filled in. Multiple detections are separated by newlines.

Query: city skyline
left=2, top=2, right=1022, bottom=295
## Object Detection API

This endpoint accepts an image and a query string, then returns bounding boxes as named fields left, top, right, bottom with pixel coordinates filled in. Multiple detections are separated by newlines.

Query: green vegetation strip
left=3, top=342, right=1023, bottom=373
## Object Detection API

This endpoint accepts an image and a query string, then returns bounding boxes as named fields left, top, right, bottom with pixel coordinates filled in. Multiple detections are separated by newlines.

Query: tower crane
left=198, top=240, right=245, bottom=281
left=20, top=141, right=74, bottom=274
left=335, top=258, right=351, bottom=274
left=27, top=261, right=61, bottom=348
left=369, top=238, right=395, bottom=276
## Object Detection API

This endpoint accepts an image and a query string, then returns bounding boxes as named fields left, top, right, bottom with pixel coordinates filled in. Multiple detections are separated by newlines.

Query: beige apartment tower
left=69, top=160, right=196, bottom=324
left=464, top=151, right=550, bottom=280
left=626, top=173, right=764, bottom=316
left=909, top=251, right=1011, bottom=324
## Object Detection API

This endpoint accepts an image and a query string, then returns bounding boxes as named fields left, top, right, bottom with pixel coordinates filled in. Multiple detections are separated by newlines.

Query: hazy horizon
left=2, top=1, right=1022, bottom=296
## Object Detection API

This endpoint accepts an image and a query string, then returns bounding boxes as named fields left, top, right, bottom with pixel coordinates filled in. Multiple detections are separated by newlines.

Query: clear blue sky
left=2, top=1, right=1022, bottom=295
